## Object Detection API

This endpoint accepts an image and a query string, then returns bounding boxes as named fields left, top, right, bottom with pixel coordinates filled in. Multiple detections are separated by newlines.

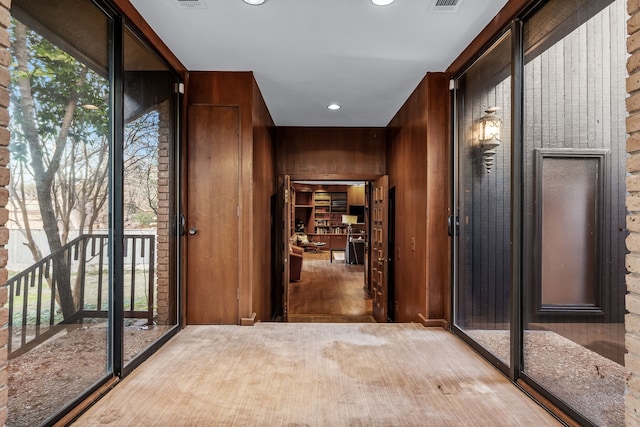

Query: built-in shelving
left=294, top=190, right=313, bottom=233
left=291, top=184, right=365, bottom=250
left=314, top=191, right=348, bottom=234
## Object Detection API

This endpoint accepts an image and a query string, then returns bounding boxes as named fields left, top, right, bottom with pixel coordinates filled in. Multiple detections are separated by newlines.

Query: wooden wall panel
left=387, top=82, right=428, bottom=323
left=189, top=71, right=253, bottom=107
left=387, top=72, right=450, bottom=324
left=275, top=127, right=386, bottom=179
left=347, top=186, right=365, bottom=206
left=426, top=76, right=452, bottom=321
left=252, top=78, right=276, bottom=321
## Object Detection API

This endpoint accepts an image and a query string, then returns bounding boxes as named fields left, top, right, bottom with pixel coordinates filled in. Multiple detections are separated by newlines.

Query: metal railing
left=7, top=234, right=155, bottom=358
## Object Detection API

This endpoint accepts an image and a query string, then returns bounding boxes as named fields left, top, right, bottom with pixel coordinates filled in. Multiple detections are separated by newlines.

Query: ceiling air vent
left=432, top=0, right=462, bottom=12
left=175, top=0, right=207, bottom=9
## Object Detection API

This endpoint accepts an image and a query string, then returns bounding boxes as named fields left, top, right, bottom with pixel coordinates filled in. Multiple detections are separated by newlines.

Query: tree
left=9, top=19, right=164, bottom=320
left=124, top=110, right=160, bottom=225
left=10, top=21, right=109, bottom=319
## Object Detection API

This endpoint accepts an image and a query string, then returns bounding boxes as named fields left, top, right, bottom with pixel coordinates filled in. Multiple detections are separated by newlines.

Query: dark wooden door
left=282, top=175, right=291, bottom=321
left=371, top=175, right=389, bottom=323
left=364, top=182, right=370, bottom=295
left=186, top=106, right=239, bottom=324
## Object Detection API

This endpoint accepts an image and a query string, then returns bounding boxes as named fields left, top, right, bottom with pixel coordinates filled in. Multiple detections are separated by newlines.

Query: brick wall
left=628, top=0, right=640, bottom=424
left=0, top=0, right=10, bottom=424
left=156, top=100, right=170, bottom=325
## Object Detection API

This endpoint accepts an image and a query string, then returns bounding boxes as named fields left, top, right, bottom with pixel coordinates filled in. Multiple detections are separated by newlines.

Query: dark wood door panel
left=372, top=175, right=389, bottom=323
left=186, top=106, right=239, bottom=324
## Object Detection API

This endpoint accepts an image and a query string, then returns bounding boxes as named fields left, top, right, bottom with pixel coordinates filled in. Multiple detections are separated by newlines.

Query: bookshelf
left=294, top=189, right=313, bottom=233
left=330, top=192, right=347, bottom=232
left=313, top=192, right=331, bottom=233
left=291, top=184, right=363, bottom=250
left=314, top=191, right=348, bottom=235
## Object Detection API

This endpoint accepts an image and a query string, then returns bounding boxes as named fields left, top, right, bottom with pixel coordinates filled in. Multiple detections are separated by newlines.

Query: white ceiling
left=130, top=0, right=508, bottom=127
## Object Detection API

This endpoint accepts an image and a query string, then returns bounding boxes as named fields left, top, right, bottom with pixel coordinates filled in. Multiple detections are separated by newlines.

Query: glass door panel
left=122, top=27, right=179, bottom=365
left=7, top=1, right=111, bottom=425
left=454, top=31, right=512, bottom=368
left=521, top=0, right=628, bottom=424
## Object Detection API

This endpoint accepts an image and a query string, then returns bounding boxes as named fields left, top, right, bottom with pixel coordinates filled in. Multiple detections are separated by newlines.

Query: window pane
left=123, top=27, right=178, bottom=365
left=522, top=0, right=628, bottom=425
left=7, top=1, right=111, bottom=425
left=454, top=31, right=512, bottom=367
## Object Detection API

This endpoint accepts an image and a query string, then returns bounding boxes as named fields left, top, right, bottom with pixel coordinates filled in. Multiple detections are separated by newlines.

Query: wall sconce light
left=478, top=107, right=502, bottom=173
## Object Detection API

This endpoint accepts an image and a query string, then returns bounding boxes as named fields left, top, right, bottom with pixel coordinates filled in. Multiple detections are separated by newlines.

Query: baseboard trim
left=240, top=312, right=257, bottom=326
left=417, top=313, right=449, bottom=329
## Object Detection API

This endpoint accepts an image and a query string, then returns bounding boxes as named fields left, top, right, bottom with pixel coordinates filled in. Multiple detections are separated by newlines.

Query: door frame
left=275, top=174, right=386, bottom=321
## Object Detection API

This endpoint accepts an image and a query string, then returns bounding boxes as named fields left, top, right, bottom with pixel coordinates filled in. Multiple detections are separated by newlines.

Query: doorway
left=286, top=180, right=372, bottom=322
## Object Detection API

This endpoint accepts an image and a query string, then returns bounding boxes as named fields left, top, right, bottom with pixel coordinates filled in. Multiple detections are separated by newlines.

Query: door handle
left=448, top=215, right=459, bottom=237
left=179, top=215, right=186, bottom=236
left=189, top=227, right=197, bottom=236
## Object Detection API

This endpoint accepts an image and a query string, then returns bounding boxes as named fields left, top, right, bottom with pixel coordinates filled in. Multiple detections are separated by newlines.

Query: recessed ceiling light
left=243, top=0, right=265, bottom=4
left=372, top=0, right=394, bottom=5
left=327, top=103, right=341, bottom=111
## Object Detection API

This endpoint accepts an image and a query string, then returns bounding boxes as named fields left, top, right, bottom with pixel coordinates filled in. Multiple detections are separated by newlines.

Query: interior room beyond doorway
left=289, top=181, right=372, bottom=322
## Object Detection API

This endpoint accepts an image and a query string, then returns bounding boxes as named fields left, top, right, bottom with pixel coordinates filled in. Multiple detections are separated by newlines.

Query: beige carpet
left=75, top=323, right=560, bottom=426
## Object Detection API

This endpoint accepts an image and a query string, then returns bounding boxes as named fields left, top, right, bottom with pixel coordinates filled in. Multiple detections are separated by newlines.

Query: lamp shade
left=342, top=215, right=358, bottom=225
left=478, top=107, right=502, bottom=143
left=478, top=107, right=502, bottom=173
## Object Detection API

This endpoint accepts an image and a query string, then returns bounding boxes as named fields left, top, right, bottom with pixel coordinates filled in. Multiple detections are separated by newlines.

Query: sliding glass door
left=454, top=31, right=513, bottom=370
left=6, top=1, right=181, bottom=425
left=453, top=0, right=628, bottom=425
left=520, top=0, right=628, bottom=425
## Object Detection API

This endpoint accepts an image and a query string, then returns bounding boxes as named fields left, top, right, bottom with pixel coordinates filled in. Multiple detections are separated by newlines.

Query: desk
left=308, top=233, right=348, bottom=250
left=345, top=238, right=365, bottom=264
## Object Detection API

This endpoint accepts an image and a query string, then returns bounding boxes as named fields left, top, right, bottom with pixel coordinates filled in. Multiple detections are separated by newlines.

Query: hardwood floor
left=288, top=251, right=374, bottom=322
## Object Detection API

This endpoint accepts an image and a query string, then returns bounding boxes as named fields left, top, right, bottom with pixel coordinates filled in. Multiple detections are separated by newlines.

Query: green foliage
left=9, top=20, right=110, bottom=159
